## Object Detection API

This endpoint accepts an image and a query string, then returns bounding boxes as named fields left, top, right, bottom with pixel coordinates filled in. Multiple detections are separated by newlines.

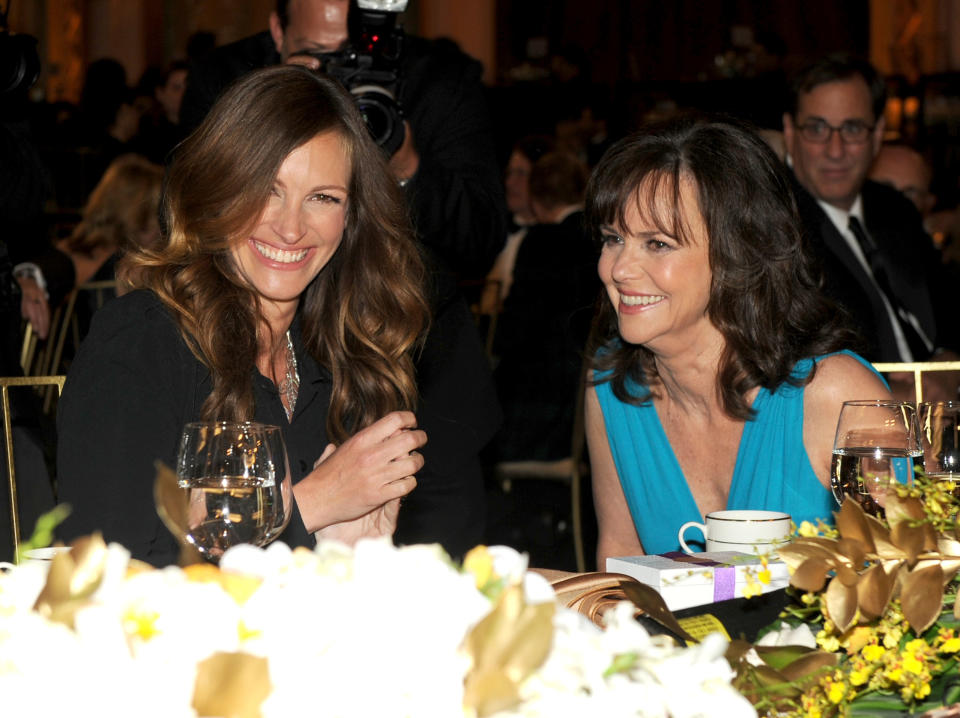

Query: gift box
left=605, top=551, right=791, bottom=611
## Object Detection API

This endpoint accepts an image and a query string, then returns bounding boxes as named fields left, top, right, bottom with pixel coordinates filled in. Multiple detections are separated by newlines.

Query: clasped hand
left=294, top=410, right=426, bottom=539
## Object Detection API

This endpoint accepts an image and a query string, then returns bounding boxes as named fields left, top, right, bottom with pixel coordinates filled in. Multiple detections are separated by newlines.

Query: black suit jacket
left=791, top=174, right=947, bottom=362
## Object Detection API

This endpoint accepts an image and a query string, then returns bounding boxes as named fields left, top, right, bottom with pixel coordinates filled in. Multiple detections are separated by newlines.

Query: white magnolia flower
left=0, top=540, right=754, bottom=718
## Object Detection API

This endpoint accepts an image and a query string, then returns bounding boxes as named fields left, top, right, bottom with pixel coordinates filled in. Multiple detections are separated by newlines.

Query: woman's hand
left=293, top=410, right=426, bottom=533
left=314, top=497, right=401, bottom=546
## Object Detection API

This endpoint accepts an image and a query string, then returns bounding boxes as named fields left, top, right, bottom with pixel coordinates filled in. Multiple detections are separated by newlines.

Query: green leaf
left=16, top=504, right=71, bottom=562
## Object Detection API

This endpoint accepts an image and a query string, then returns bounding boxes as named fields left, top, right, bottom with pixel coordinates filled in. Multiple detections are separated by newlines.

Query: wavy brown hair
left=586, top=113, right=858, bottom=419
left=124, top=65, right=428, bottom=441
left=63, top=154, right=164, bottom=257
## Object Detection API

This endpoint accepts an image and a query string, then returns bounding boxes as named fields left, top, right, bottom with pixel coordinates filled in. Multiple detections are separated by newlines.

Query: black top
left=57, top=290, right=327, bottom=566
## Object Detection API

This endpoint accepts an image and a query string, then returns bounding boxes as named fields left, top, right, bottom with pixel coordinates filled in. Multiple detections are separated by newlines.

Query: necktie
left=848, top=215, right=931, bottom=360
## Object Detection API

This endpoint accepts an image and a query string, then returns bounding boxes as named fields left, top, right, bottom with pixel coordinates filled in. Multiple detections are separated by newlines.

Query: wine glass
left=919, top=401, right=960, bottom=483
left=175, top=421, right=292, bottom=562
left=830, top=400, right=923, bottom=517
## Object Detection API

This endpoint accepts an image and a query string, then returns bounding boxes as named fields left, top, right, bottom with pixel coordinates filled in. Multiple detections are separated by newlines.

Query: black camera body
left=308, top=2, right=407, bottom=156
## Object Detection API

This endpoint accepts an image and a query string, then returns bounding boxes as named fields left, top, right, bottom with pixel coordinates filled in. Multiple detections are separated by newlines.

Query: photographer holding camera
left=179, top=0, right=504, bottom=559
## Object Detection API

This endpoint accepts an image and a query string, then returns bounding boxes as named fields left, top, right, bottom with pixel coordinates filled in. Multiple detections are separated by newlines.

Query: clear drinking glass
left=920, top=401, right=960, bottom=481
left=830, top=400, right=923, bottom=518
left=175, top=421, right=292, bottom=562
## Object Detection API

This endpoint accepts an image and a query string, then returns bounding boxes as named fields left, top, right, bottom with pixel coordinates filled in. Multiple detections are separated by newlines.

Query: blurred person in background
left=480, top=134, right=555, bottom=315
left=488, top=150, right=598, bottom=463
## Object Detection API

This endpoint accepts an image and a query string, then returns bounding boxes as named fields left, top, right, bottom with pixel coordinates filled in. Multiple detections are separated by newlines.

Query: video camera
left=305, top=0, right=408, bottom=156
left=0, top=1, right=40, bottom=96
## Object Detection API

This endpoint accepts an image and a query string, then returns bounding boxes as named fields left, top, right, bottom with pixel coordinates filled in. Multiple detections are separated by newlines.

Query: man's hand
left=389, top=121, right=419, bottom=183
left=16, top=275, right=51, bottom=340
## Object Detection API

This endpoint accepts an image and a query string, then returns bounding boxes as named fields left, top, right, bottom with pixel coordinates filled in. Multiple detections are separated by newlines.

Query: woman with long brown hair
left=57, top=65, right=430, bottom=565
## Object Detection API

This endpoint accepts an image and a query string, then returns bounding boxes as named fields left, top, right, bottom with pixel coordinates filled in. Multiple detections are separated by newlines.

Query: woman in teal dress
left=585, top=115, right=891, bottom=565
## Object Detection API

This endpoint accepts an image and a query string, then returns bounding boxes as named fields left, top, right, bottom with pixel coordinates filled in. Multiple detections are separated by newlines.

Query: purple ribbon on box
left=712, top=567, right=735, bottom=602
left=661, top=552, right=736, bottom=602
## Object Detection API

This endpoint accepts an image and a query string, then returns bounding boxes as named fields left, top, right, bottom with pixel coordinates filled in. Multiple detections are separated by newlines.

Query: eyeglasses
left=796, top=118, right=875, bottom=144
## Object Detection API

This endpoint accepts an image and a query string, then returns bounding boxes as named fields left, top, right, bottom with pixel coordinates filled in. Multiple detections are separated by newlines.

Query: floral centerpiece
left=731, top=474, right=960, bottom=717
left=0, top=535, right=755, bottom=718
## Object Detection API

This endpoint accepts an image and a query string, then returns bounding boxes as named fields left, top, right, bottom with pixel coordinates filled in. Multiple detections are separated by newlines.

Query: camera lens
left=351, top=85, right=405, bottom=156
left=0, top=32, right=41, bottom=95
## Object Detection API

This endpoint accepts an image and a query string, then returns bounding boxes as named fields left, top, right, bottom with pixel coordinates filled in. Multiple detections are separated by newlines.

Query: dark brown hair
left=125, top=65, right=428, bottom=441
left=787, top=53, right=887, bottom=122
left=586, top=113, right=857, bottom=419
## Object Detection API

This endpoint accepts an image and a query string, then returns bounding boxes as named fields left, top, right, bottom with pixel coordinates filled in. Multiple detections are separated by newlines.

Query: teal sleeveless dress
left=595, top=350, right=880, bottom=554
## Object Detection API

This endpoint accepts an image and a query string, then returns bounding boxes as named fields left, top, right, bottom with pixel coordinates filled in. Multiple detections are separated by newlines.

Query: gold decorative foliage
left=778, top=497, right=960, bottom=634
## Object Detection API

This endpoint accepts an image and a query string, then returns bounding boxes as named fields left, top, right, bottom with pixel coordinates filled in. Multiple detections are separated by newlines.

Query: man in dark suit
left=781, top=54, right=959, bottom=395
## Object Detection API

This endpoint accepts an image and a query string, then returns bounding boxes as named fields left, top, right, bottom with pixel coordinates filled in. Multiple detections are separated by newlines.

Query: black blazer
left=791, top=174, right=944, bottom=362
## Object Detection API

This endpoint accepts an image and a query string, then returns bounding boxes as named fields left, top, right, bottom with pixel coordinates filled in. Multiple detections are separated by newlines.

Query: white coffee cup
left=0, top=546, right=71, bottom=573
left=678, top=510, right=791, bottom=555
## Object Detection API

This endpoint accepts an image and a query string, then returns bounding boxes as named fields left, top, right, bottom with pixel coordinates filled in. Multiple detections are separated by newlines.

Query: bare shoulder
left=805, top=353, right=891, bottom=411
left=802, top=353, right=891, bottom=487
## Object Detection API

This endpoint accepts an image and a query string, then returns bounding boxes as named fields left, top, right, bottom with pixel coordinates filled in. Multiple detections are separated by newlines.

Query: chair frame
left=1, top=375, right=66, bottom=561
left=494, top=363, right=589, bottom=573
left=872, top=361, right=960, bottom=404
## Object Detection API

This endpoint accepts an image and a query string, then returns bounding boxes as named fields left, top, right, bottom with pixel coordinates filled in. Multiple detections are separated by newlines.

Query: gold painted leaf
left=885, top=493, right=925, bottom=525
left=620, top=581, right=696, bottom=644
left=865, top=516, right=901, bottom=559
left=940, top=560, right=960, bottom=586
left=938, top=537, right=960, bottom=557
left=833, top=560, right=860, bottom=587
left=891, top=522, right=927, bottom=566
left=778, top=651, right=841, bottom=683
left=789, top=558, right=831, bottom=593
left=901, top=563, right=944, bottom=634
left=753, top=645, right=819, bottom=671
left=835, top=499, right=877, bottom=552
left=824, top=575, right=858, bottom=632
left=725, top=639, right=754, bottom=666
left=154, top=460, right=203, bottom=566
left=463, top=586, right=555, bottom=717
left=777, top=542, right=839, bottom=570
left=835, top=538, right=866, bottom=569
left=856, top=563, right=897, bottom=619
left=33, top=533, right=108, bottom=627
left=193, top=652, right=271, bottom=718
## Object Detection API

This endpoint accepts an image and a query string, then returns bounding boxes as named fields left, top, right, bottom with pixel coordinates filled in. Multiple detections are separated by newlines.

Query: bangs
left=587, top=136, right=697, bottom=247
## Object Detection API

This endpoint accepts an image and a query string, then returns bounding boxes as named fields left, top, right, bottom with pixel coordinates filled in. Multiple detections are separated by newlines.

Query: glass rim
left=841, top=399, right=916, bottom=408
left=919, top=400, right=960, bottom=408
left=181, top=421, right=282, bottom=435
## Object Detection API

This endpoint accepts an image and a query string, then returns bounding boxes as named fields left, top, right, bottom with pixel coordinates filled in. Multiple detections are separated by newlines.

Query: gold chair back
left=871, top=361, right=960, bottom=404
left=1, top=375, right=66, bottom=560
left=493, top=361, right=590, bottom=572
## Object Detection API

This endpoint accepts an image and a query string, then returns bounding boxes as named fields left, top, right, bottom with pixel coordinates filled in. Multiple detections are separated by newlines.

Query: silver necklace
left=277, top=329, right=300, bottom=422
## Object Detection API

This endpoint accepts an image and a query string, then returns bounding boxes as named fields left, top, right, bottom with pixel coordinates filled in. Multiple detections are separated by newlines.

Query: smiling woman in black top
left=57, top=66, right=429, bottom=565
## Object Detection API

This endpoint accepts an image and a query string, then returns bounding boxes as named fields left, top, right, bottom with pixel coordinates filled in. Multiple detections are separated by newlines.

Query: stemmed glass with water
left=919, top=401, right=960, bottom=483
left=174, top=421, right=293, bottom=563
left=830, top=400, right=923, bottom=518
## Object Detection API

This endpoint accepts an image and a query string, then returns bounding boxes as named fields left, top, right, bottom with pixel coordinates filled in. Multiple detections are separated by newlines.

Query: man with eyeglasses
left=782, top=53, right=959, bottom=389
